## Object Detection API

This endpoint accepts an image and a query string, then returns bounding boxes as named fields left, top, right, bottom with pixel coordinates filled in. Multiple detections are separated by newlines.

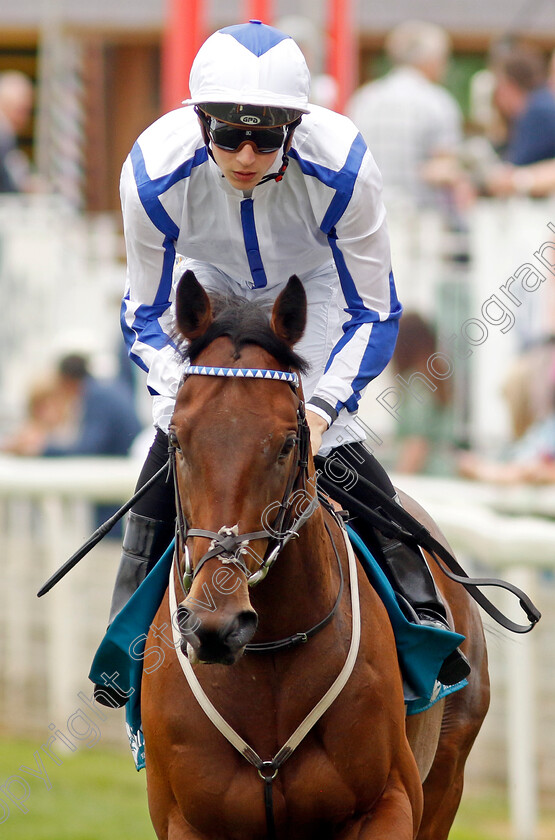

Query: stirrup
left=418, top=612, right=471, bottom=685
left=377, top=529, right=473, bottom=687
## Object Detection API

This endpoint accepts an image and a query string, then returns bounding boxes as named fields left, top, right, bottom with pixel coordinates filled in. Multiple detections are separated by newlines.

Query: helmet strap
left=259, top=153, right=289, bottom=185
left=259, top=118, right=300, bottom=185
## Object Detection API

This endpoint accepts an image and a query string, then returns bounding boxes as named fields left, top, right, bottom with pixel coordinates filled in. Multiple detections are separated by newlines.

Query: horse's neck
left=250, top=507, right=338, bottom=637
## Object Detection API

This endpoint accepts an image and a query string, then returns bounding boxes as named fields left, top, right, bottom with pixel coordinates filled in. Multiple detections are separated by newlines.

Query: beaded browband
left=181, top=365, right=299, bottom=387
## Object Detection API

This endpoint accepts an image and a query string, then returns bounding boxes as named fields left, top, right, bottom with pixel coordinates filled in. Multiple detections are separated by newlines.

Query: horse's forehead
left=175, top=348, right=298, bottom=432
left=195, top=337, right=277, bottom=368
left=178, top=377, right=295, bottom=423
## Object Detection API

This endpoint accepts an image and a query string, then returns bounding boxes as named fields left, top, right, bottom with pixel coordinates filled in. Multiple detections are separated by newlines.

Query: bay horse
left=141, top=270, right=490, bottom=840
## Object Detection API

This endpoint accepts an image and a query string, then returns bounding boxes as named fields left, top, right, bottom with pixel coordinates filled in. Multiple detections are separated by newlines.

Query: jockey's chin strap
left=169, top=380, right=316, bottom=597
left=257, top=118, right=300, bottom=185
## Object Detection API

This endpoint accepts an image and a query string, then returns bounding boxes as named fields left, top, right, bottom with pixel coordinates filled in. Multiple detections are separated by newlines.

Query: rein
left=316, top=468, right=541, bottom=634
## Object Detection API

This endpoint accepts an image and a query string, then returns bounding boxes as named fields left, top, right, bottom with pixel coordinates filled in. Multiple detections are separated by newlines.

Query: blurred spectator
left=502, top=338, right=555, bottom=436
left=42, top=353, right=142, bottom=457
left=468, top=67, right=507, bottom=150
left=485, top=45, right=555, bottom=196
left=1, top=353, right=143, bottom=534
left=458, top=413, right=555, bottom=484
left=493, top=45, right=555, bottom=165
left=1, top=376, right=74, bottom=455
left=483, top=152, right=555, bottom=197
left=2, top=353, right=142, bottom=458
left=276, top=15, right=338, bottom=109
left=346, top=20, right=469, bottom=214
left=458, top=338, right=555, bottom=484
left=386, top=312, right=457, bottom=476
left=463, top=39, right=514, bottom=193
left=0, top=70, right=35, bottom=193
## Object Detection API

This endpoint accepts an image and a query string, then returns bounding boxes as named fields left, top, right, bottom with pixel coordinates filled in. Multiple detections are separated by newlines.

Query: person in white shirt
left=96, top=20, right=469, bottom=707
left=347, top=20, right=465, bottom=212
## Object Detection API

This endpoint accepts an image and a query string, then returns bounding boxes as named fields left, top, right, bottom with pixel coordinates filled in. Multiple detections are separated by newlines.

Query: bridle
left=169, top=364, right=316, bottom=593
left=168, top=363, right=348, bottom=656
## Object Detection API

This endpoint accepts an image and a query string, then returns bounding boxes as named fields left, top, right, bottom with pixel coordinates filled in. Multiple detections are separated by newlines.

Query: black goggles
left=196, top=109, right=286, bottom=154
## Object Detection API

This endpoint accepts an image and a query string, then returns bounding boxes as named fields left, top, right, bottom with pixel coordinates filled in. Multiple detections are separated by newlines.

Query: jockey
left=97, top=20, right=469, bottom=706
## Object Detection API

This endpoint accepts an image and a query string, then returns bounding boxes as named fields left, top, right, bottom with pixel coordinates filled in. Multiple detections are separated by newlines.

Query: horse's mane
left=175, top=293, right=310, bottom=374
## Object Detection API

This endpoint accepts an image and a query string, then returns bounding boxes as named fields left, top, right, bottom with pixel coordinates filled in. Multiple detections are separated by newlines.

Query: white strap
left=168, top=523, right=361, bottom=772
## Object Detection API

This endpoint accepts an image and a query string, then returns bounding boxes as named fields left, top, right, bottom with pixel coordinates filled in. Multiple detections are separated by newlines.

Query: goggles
left=196, top=108, right=286, bottom=154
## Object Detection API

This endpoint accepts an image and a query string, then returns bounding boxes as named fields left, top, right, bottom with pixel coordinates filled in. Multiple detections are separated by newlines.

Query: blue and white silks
left=119, top=103, right=401, bottom=447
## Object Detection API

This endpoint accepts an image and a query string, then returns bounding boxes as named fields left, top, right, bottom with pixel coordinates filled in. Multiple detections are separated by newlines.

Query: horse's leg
left=147, top=773, right=207, bottom=840
left=145, top=740, right=208, bottom=840
left=396, top=491, right=490, bottom=839
left=167, top=813, right=207, bottom=840
left=406, top=699, right=444, bottom=781
left=336, top=777, right=422, bottom=840
left=416, top=670, right=490, bottom=840
left=145, top=769, right=174, bottom=840
left=415, top=719, right=468, bottom=839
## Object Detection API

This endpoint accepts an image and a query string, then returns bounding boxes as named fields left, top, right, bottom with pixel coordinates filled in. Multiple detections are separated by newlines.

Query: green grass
left=0, top=737, right=153, bottom=839
left=0, top=736, right=551, bottom=839
left=451, top=794, right=511, bottom=840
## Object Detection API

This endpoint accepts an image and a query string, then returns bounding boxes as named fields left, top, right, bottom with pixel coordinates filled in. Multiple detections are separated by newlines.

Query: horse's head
left=170, top=270, right=310, bottom=665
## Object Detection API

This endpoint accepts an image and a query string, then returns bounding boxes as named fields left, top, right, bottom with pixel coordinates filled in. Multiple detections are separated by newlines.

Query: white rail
left=394, top=473, right=551, bottom=840
left=0, top=456, right=552, bottom=839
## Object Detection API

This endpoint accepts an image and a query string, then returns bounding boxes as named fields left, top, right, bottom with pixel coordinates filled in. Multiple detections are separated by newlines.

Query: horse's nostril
left=224, top=610, right=258, bottom=648
left=181, top=610, right=258, bottom=665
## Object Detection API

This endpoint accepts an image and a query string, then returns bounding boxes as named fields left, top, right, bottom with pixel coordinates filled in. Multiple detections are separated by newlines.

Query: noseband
left=169, top=364, right=317, bottom=595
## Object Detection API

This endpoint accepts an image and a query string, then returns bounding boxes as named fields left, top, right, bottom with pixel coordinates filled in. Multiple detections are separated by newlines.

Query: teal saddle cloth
left=89, top=527, right=467, bottom=771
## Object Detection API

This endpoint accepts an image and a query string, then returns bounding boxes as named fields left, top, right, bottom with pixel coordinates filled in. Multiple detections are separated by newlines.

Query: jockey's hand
left=306, top=409, right=329, bottom=456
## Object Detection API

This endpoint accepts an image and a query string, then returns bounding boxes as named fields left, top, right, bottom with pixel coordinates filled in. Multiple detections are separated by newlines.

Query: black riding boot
left=376, top=531, right=471, bottom=686
left=94, top=512, right=169, bottom=708
left=314, top=444, right=470, bottom=687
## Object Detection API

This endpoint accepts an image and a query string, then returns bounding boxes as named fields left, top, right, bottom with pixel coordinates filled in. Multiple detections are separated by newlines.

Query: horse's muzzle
left=178, top=606, right=258, bottom=665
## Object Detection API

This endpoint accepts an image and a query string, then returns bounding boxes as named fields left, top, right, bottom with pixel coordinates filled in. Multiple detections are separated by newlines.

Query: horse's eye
left=278, top=436, right=296, bottom=461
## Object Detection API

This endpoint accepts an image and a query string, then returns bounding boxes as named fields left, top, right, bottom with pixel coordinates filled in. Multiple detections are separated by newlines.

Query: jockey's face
left=211, top=141, right=279, bottom=190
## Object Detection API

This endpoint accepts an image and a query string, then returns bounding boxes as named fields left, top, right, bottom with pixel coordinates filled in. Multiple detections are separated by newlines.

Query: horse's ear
left=175, top=270, right=213, bottom=340
left=271, top=275, right=307, bottom=347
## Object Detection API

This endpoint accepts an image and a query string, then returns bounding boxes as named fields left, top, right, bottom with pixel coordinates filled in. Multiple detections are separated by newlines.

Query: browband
left=181, top=365, right=299, bottom=387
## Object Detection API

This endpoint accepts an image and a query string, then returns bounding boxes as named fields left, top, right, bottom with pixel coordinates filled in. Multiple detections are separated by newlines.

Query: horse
left=140, top=270, right=490, bottom=840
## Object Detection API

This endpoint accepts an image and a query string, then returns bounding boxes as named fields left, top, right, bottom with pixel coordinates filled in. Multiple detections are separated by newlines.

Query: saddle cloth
left=89, top=532, right=467, bottom=771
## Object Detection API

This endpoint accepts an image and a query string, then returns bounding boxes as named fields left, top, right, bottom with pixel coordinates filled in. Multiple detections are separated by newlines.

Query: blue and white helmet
left=184, top=20, right=311, bottom=127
